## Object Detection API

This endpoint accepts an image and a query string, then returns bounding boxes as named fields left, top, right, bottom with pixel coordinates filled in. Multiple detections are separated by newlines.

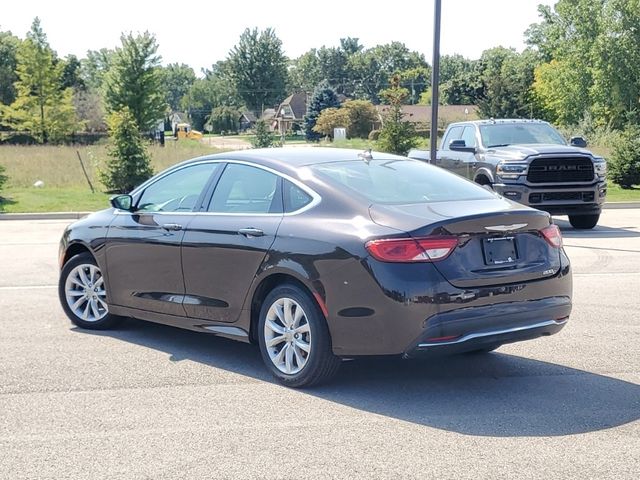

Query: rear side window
left=208, top=163, right=282, bottom=214
left=311, top=159, right=495, bottom=204
left=284, top=180, right=313, bottom=213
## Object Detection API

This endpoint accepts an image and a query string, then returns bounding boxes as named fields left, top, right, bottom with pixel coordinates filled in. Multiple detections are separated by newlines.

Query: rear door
left=181, top=163, right=284, bottom=322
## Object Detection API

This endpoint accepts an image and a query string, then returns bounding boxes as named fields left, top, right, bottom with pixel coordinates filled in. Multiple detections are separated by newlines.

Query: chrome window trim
left=114, top=159, right=322, bottom=217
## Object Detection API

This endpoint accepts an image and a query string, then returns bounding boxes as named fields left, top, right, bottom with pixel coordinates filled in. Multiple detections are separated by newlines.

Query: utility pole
left=429, top=0, right=442, bottom=164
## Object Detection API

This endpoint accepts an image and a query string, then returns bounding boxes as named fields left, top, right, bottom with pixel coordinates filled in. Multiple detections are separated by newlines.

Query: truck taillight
left=366, top=237, right=458, bottom=263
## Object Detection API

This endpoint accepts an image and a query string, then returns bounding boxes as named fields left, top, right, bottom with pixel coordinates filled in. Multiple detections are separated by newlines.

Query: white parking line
left=0, top=285, right=57, bottom=290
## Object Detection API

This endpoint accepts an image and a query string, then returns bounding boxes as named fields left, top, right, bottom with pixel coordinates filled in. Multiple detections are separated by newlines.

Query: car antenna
left=358, top=149, right=373, bottom=164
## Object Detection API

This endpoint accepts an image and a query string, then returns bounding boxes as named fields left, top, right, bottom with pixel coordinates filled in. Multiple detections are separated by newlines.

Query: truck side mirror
left=570, top=136, right=587, bottom=148
left=449, top=139, right=476, bottom=153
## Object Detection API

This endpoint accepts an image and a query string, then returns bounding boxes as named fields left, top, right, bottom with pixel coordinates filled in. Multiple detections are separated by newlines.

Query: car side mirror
left=110, top=194, right=133, bottom=211
left=449, top=139, right=476, bottom=153
left=570, top=136, right=587, bottom=148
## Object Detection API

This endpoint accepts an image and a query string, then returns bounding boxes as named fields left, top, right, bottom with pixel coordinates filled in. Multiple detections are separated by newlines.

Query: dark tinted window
left=442, top=126, right=463, bottom=150
left=209, top=163, right=281, bottom=214
left=311, top=159, right=495, bottom=204
left=284, top=180, right=313, bottom=213
left=137, top=163, right=218, bottom=212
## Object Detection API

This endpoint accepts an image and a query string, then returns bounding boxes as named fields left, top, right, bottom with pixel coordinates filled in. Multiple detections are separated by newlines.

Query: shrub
left=100, top=107, right=153, bottom=193
left=252, top=119, right=274, bottom=148
left=368, top=129, right=380, bottom=141
left=609, top=125, right=640, bottom=188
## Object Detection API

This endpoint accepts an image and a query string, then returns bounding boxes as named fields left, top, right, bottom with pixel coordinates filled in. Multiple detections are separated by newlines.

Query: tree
left=104, top=32, right=165, bottom=131
left=227, top=28, right=288, bottom=114
left=0, top=18, right=77, bottom=143
left=312, top=107, right=350, bottom=138
left=304, top=81, right=340, bottom=141
left=207, top=106, right=239, bottom=134
left=159, top=63, right=196, bottom=112
left=0, top=30, right=20, bottom=105
left=377, top=76, right=417, bottom=155
left=81, top=48, right=114, bottom=91
left=101, top=107, right=153, bottom=193
left=73, top=89, right=106, bottom=132
left=181, top=61, right=241, bottom=131
left=342, top=100, right=378, bottom=138
left=475, top=47, right=540, bottom=119
left=609, top=125, right=640, bottom=188
left=251, top=119, right=274, bottom=148
left=61, top=54, right=85, bottom=90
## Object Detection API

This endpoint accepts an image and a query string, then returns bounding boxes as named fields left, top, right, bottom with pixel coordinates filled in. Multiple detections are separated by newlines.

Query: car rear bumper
left=403, top=296, right=570, bottom=357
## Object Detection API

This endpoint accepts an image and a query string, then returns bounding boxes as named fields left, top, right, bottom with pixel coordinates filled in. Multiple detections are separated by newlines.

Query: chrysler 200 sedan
left=58, top=148, right=572, bottom=387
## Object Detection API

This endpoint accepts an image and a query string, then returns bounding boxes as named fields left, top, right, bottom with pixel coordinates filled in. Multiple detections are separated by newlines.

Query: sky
left=2, top=0, right=557, bottom=73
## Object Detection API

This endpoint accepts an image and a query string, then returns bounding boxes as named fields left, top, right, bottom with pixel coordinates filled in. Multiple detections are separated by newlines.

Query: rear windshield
left=479, top=123, right=566, bottom=147
left=310, top=159, right=496, bottom=204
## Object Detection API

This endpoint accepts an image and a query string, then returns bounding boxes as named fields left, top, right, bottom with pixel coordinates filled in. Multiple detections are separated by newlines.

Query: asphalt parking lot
left=1, top=210, right=639, bottom=479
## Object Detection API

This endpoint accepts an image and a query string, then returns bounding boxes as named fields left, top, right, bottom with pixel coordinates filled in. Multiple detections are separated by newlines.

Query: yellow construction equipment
left=175, top=123, right=203, bottom=140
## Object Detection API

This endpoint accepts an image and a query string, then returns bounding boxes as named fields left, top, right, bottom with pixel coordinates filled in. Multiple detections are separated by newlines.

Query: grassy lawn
left=606, top=184, right=640, bottom=202
left=1, top=139, right=638, bottom=213
left=0, top=140, right=221, bottom=212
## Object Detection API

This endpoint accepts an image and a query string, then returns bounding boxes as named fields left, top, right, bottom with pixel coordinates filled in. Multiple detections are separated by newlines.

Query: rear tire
left=568, top=214, right=600, bottom=229
left=258, top=284, right=341, bottom=387
left=59, top=253, right=121, bottom=330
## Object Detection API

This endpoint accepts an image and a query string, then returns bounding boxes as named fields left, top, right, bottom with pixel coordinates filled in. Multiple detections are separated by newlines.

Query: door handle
left=238, top=227, right=264, bottom=237
left=162, top=223, right=183, bottom=231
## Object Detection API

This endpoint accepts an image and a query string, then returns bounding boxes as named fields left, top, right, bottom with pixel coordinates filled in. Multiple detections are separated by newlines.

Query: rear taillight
left=540, top=224, right=562, bottom=248
left=365, top=237, right=458, bottom=262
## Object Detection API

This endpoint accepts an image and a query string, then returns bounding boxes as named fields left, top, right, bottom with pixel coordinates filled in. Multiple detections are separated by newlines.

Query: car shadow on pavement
left=554, top=218, right=640, bottom=238
left=74, top=319, right=640, bottom=438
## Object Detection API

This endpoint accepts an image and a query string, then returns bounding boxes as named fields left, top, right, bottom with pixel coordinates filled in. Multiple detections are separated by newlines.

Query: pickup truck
left=408, top=119, right=607, bottom=229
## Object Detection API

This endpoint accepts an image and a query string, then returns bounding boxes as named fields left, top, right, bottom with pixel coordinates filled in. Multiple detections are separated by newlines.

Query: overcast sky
left=3, top=0, right=556, bottom=73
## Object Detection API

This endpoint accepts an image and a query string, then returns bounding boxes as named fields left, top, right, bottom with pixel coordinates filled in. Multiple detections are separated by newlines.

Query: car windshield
left=310, top=159, right=496, bottom=204
left=479, top=123, right=566, bottom=148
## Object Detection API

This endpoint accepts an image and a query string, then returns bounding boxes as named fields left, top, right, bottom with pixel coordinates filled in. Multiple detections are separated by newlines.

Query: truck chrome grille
left=527, top=157, right=594, bottom=183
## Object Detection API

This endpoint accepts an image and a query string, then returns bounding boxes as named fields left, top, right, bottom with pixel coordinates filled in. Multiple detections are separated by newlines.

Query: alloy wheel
left=64, top=263, right=108, bottom=322
left=263, top=297, right=312, bottom=375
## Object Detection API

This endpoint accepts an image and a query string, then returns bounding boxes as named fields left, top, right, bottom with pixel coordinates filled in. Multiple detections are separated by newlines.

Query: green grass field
left=0, top=139, right=638, bottom=213
left=0, top=140, right=220, bottom=212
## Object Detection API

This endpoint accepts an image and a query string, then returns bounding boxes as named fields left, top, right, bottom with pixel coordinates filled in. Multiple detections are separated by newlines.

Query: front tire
left=59, top=252, right=120, bottom=330
left=568, top=213, right=600, bottom=229
left=258, top=284, right=341, bottom=387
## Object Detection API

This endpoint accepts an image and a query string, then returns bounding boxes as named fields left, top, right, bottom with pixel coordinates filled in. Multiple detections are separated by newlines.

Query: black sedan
left=58, top=148, right=572, bottom=387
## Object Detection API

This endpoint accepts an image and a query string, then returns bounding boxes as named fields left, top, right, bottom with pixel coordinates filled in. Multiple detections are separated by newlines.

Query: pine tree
left=100, top=107, right=153, bottom=193
left=377, top=75, right=418, bottom=155
left=252, top=120, right=274, bottom=148
left=0, top=18, right=77, bottom=143
left=304, top=81, right=340, bottom=141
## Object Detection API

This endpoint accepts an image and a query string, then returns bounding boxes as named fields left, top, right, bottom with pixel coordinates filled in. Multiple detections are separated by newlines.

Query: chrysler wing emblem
left=484, top=223, right=528, bottom=232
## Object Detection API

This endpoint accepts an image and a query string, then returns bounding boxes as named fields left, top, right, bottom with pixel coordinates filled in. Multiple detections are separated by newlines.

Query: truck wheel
left=568, top=214, right=600, bottom=229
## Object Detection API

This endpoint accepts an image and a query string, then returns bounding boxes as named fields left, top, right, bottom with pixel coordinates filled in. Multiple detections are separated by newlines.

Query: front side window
left=442, top=126, right=464, bottom=150
left=137, top=163, right=219, bottom=212
left=209, top=163, right=281, bottom=214
left=461, top=126, right=477, bottom=147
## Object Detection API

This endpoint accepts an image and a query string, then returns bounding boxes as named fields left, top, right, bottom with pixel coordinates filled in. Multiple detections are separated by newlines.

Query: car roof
left=177, top=147, right=407, bottom=173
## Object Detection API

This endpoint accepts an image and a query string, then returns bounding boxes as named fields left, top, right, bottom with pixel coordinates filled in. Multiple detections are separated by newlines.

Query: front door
left=105, top=162, right=220, bottom=316
left=181, top=163, right=284, bottom=323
